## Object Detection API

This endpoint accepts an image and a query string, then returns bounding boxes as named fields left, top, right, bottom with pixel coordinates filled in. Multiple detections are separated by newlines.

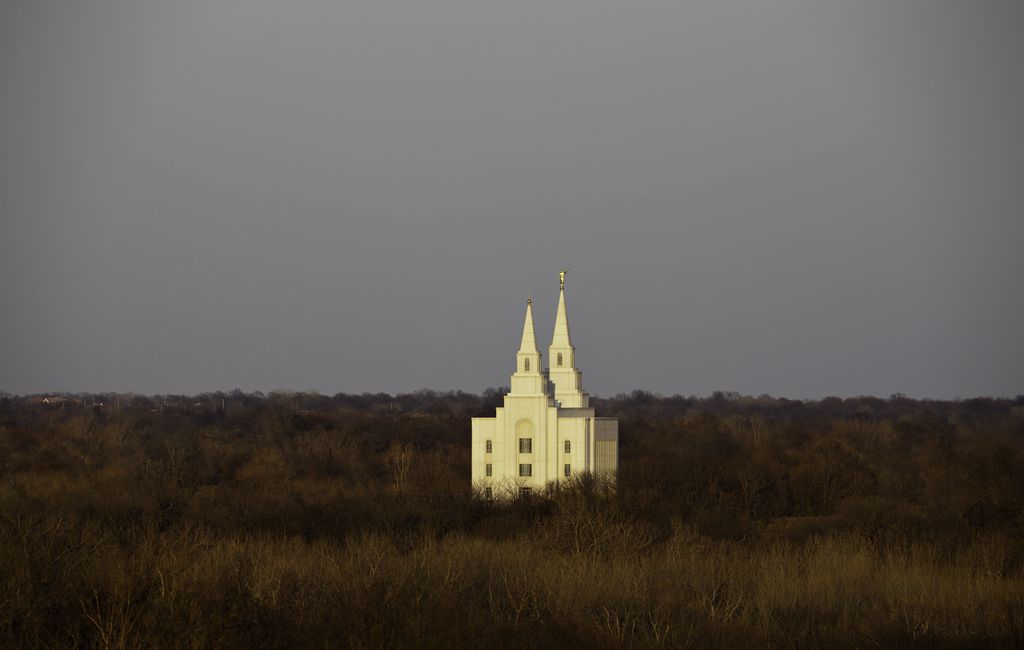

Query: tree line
left=0, top=390, right=1022, bottom=647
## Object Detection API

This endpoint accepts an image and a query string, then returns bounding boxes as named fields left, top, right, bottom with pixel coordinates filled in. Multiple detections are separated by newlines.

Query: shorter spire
left=519, top=297, right=538, bottom=353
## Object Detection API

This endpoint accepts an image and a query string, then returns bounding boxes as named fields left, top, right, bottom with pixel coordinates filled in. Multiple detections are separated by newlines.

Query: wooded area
left=1, top=390, right=1022, bottom=648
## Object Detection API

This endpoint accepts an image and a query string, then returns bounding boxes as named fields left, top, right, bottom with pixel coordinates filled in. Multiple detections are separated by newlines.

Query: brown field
left=1, top=391, right=1022, bottom=648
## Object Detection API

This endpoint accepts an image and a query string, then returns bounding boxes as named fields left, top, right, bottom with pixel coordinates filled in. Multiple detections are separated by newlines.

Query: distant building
left=40, top=396, right=79, bottom=407
left=471, top=272, right=618, bottom=498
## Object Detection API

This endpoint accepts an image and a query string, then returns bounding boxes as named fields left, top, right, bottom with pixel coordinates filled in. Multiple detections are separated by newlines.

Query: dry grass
left=2, top=509, right=1022, bottom=648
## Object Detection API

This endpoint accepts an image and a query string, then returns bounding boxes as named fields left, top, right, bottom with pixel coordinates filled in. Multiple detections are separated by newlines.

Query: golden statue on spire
left=559, top=268, right=569, bottom=290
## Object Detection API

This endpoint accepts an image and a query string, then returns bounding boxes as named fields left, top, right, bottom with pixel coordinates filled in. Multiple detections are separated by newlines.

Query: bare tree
left=386, top=442, right=414, bottom=495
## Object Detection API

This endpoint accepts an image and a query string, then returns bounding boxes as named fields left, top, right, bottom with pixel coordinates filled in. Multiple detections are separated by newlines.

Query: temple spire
left=519, top=297, right=539, bottom=353
left=548, top=269, right=587, bottom=407
left=512, top=296, right=546, bottom=394
left=551, top=276, right=572, bottom=348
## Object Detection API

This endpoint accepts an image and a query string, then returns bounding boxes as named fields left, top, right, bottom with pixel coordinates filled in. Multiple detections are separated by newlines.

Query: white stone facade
left=471, top=278, right=618, bottom=497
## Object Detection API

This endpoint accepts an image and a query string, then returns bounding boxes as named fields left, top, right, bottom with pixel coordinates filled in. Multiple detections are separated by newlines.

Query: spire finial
left=527, top=295, right=532, bottom=305
left=559, top=267, right=569, bottom=291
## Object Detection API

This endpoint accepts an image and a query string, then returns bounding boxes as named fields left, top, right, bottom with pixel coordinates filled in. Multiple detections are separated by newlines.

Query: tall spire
left=548, top=269, right=587, bottom=407
left=551, top=277, right=572, bottom=347
left=519, top=297, right=538, bottom=353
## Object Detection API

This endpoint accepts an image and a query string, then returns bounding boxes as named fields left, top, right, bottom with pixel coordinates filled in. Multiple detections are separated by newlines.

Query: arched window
left=557, top=353, right=563, bottom=367
left=485, top=439, right=492, bottom=453
left=524, top=358, right=530, bottom=371
left=564, top=440, right=571, bottom=453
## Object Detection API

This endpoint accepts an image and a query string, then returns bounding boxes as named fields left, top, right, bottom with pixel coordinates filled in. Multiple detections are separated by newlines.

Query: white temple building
left=471, top=272, right=618, bottom=498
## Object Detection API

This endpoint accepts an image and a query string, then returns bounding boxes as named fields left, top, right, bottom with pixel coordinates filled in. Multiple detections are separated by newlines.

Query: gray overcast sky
left=2, top=0, right=1022, bottom=399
